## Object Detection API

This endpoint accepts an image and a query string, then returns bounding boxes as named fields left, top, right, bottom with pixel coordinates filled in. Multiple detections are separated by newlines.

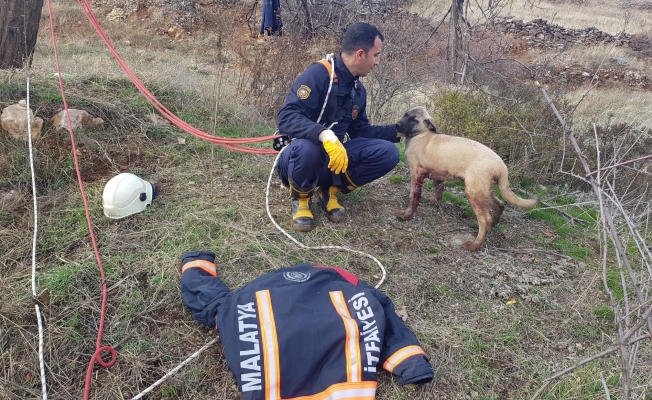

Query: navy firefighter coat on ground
left=180, top=251, right=434, bottom=399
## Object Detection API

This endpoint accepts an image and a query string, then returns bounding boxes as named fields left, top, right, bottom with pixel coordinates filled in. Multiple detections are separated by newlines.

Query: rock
left=167, top=26, right=186, bottom=40
left=1, top=100, right=43, bottom=140
left=50, top=109, right=104, bottom=131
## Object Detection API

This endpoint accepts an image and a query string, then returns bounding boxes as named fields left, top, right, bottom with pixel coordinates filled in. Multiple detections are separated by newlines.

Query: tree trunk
left=0, top=0, right=45, bottom=69
left=448, top=0, right=468, bottom=85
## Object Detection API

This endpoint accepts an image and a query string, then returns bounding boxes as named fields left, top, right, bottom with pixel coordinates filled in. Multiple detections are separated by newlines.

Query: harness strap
left=317, top=59, right=338, bottom=83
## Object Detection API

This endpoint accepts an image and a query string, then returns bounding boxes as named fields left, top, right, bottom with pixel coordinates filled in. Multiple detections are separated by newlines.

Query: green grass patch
left=443, top=192, right=474, bottom=218
left=445, top=180, right=465, bottom=189
left=541, top=363, right=619, bottom=399
left=395, top=141, right=406, bottom=164
left=527, top=200, right=595, bottom=260
left=593, top=305, right=615, bottom=320
left=389, top=175, right=404, bottom=184
left=605, top=270, right=626, bottom=300
left=552, top=237, right=592, bottom=260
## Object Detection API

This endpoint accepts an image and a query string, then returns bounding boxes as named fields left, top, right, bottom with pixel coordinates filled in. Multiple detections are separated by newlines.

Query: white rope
left=265, top=147, right=387, bottom=289
left=316, top=53, right=335, bottom=125
left=26, top=78, right=49, bottom=400
left=130, top=53, right=384, bottom=398
left=129, top=147, right=387, bottom=399
left=131, top=337, right=219, bottom=399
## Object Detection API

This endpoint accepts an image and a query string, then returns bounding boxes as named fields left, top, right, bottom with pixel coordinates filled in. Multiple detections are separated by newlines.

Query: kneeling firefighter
left=180, top=250, right=434, bottom=398
left=275, top=23, right=402, bottom=232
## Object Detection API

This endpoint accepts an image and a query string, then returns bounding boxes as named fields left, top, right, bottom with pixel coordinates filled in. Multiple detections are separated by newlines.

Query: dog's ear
left=424, top=118, right=437, bottom=133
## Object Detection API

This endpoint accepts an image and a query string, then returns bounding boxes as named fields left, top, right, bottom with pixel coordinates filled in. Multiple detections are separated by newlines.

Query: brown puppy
left=395, top=106, right=538, bottom=251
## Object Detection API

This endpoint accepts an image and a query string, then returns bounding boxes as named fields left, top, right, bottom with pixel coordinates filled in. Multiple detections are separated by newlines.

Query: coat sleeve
left=276, top=63, right=331, bottom=143
left=367, top=285, right=434, bottom=384
left=180, top=251, right=231, bottom=328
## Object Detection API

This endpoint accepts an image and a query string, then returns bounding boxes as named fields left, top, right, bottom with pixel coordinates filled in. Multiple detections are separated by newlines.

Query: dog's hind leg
left=429, top=179, right=445, bottom=204
left=396, top=172, right=426, bottom=220
left=489, top=194, right=505, bottom=226
left=462, top=184, right=493, bottom=251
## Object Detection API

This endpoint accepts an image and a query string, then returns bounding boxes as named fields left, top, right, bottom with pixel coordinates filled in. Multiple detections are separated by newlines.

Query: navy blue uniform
left=180, top=251, right=434, bottom=399
left=275, top=56, right=399, bottom=191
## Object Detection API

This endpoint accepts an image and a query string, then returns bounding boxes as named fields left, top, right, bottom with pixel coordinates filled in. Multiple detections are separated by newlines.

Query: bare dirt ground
left=1, top=1, right=651, bottom=399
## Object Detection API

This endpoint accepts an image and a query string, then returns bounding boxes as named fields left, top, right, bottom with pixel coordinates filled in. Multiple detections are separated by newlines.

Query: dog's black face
left=396, top=106, right=437, bottom=137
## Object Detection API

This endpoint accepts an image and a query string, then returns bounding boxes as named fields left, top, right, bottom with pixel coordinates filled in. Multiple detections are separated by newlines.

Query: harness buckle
left=272, top=133, right=291, bottom=151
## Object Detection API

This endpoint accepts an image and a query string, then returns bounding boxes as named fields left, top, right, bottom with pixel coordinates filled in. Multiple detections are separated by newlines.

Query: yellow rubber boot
left=290, top=184, right=315, bottom=232
left=317, top=186, right=347, bottom=223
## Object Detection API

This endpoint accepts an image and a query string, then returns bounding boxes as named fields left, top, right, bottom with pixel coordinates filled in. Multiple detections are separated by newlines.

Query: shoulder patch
left=297, top=85, right=311, bottom=100
left=352, top=105, right=360, bottom=120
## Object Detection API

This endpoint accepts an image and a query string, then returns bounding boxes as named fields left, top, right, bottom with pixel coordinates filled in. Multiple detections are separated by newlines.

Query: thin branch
left=586, top=154, right=652, bottom=178
left=529, top=334, right=650, bottom=400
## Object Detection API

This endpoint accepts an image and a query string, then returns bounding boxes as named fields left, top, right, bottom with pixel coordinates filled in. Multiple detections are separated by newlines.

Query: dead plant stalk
left=531, top=84, right=652, bottom=400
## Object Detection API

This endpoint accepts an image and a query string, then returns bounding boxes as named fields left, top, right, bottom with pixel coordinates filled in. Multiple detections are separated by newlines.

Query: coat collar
left=334, top=55, right=357, bottom=86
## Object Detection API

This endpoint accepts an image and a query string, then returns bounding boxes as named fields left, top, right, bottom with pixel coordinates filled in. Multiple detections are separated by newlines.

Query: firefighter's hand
left=319, top=129, right=348, bottom=174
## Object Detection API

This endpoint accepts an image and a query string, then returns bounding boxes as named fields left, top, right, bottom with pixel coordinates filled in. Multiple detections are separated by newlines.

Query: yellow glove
left=319, top=129, right=348, bottom=174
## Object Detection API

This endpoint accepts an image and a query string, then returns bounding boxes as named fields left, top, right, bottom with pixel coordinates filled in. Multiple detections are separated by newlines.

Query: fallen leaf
left=542, top=229, right=555, bottom=237
left=506, top=299, right=517, bottom=306
left=396, top=306, right=408, bottom=322
left=177, top=137, right=186, bottom=145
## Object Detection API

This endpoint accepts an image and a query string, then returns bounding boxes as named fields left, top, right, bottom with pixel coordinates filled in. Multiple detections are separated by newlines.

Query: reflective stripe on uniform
left=288, top=381, right=377, bottom=400
left=329, top=291, right=362, bottom=383
left=181, top=260, right=217, bottom=277
left=257, top=290, right=281, bottom=400
left=382, top=345, right=426, bottom=373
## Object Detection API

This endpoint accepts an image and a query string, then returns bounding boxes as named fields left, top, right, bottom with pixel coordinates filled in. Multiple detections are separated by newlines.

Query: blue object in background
left=260, top=0, right=283, bottom=36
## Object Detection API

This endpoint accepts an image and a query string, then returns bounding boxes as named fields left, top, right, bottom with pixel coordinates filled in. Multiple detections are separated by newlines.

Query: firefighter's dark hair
left=341, top=23, right=384, bottom=55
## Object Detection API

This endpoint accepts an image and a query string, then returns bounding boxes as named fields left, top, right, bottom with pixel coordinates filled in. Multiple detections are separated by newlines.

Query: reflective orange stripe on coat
left=181, top=260, right=217, bottom=277
left=288, top=381, right=377, bottom=400
left=329, top=291, right=362, bottom=383
left=257, top=290, right=281, bottom=399
left=383, top=345, right=426, bottom=373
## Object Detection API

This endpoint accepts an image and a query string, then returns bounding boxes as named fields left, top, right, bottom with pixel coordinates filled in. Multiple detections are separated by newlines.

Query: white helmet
left=102, top=173, right=158, bottom=219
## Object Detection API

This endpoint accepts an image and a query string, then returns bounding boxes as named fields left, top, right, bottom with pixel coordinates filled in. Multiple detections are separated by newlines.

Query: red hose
left=45, top=0, right=284, bottom=398
left=47, top=2, right=117, bottom=399
left=73, top=0, right=279, bottom=155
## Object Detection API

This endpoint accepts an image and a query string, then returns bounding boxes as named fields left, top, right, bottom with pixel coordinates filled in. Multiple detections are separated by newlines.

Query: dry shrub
left=235, top=7, right=443, bottom=122
left=464, top=24, right=537, bottom=91
left=364, top=13, right=447, bottom=122
left=628, top=30, right=652, bottom=56
left=428, top=86, right=568, bottom=185
left=236, top=34, right=318, bottom=119
left=279, top=0, right=410, bottom=37
left=571, top=123, right=652, bottom=202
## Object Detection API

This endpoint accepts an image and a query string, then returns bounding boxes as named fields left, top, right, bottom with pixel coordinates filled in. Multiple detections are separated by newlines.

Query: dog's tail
left=497, top=171, right=538, bottom=209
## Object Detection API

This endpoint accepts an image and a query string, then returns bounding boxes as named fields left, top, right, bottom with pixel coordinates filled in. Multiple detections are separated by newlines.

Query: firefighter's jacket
left=180, top=251, right=434, bottom=399
left=275, top=55, right=398, bottom=145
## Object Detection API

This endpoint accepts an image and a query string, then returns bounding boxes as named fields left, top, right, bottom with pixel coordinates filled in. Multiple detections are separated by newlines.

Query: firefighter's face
left=356, top=36, right=382, bottom=77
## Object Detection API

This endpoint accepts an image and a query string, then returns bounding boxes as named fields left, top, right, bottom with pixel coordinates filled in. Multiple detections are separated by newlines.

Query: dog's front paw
left=395, top=210, right=414, bottom=220
left=462, top=241, right=481, bottom=251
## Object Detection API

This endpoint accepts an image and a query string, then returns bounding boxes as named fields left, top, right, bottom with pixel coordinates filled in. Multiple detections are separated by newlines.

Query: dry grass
left=411, top=0, right=652, bottom=34
left=567, top=88, right=652, bottom=130
left=528, top=42, right=652, bottom=130
left=1, top=0, right=651, bottom=399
